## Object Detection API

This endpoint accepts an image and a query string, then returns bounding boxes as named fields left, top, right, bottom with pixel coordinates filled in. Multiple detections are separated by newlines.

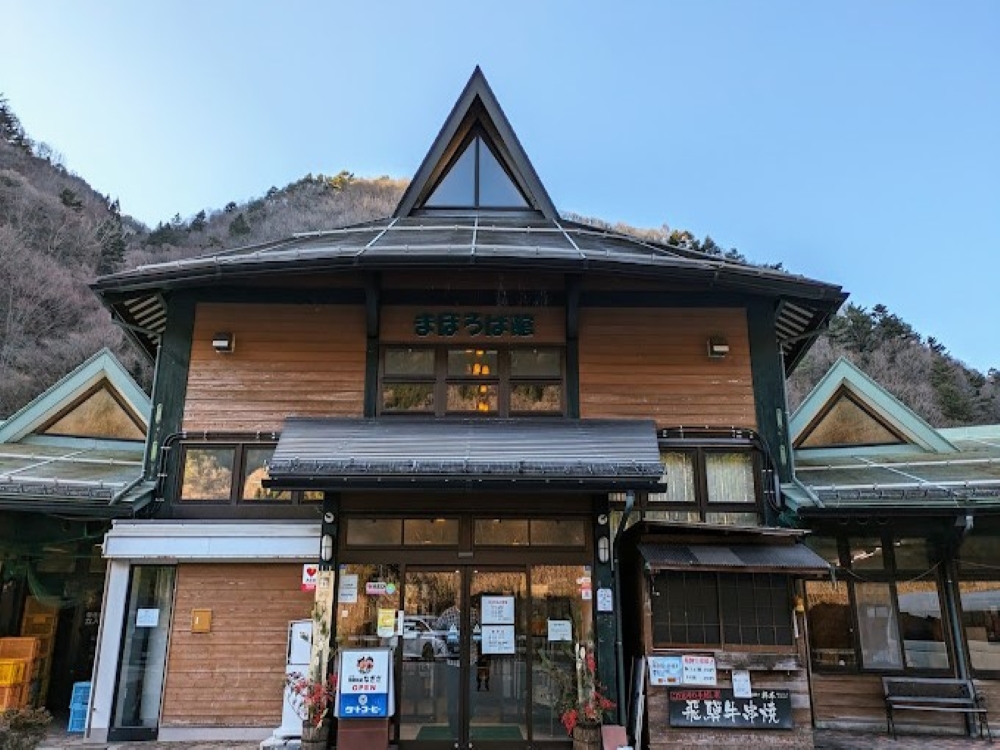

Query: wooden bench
left=882, top=676, right=992, bottom=741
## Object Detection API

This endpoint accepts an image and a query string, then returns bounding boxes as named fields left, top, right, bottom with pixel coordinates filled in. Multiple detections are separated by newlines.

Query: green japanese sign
left=413, top=312, right=535, bottom=338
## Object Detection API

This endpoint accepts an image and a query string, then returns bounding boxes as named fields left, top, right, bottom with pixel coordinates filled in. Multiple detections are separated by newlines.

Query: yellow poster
left=377, top=608, right=396, bottom=638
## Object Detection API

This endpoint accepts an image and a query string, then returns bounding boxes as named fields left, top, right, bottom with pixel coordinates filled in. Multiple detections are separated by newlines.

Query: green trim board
left=790, top=357, right=956, bottom=454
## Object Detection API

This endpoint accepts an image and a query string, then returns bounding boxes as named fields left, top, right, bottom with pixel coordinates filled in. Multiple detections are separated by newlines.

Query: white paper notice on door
left=481, top=624, right=516, bottom=654
left=338, top=573, right=359, bottom=603
left=481, top=595, right=515, bottom=624
left=136, top=608, right=159, bottom=628
left=547, top=620, right=573, bottom=642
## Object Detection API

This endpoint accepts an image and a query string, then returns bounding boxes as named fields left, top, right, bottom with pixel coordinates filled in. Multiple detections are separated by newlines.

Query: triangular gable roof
left=0, top=348, right=150, bottom=444
left=394, top=67, right=558, bottom=219
left=790, top=357, right=955, bottom=454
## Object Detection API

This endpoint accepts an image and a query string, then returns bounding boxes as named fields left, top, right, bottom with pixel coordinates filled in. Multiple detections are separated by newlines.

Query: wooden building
left=85, top=69, right=844, bottom=747
left=791, top=358, right=1000, bottom=738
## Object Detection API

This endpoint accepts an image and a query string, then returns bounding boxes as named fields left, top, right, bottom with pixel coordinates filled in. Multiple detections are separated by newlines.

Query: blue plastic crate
left=70, top=681, right=90, bottom=708
left=67, top=706, right=87, bottom=733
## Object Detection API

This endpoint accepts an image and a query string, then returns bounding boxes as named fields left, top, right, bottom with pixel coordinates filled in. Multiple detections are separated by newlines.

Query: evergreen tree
left=96, top=198, right=126, bottom=275
left=228, top=213, right=251, bottom=236
left=189, top=210, right=207, bottom=232
left=0, top=93, right=31, bottom=152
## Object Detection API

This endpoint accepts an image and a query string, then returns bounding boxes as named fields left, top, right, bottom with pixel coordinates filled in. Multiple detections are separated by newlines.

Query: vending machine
left=273, top=619, right=313, bottom=739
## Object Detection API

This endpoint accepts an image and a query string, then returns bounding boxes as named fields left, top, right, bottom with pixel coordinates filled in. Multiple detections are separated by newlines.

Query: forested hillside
left=1, top=94, right=996, bottom=427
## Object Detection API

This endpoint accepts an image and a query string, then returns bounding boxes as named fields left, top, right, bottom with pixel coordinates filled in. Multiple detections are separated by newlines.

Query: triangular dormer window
left=394, top=68, right=557, bottom=219
left=424, top=132, right=529, bottom=209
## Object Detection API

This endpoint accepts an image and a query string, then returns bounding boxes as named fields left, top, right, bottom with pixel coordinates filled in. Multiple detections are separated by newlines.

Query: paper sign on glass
left=377, top=609, right=396, bottom=638
left=547, top=619, right=573, bottom=642
left=481, top=624, right=516, bottom=654
left=136, top=608, right=159, bottom=628
left=338, top=574, right=359, bottom=603
left=481, top=595, right=515, bottom=624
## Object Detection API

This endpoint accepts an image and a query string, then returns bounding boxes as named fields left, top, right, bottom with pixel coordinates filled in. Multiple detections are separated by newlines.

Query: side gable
left=790, top=357, right=955, bottom=454
left=393, top=67, right=558, bottom=219
left=0, top=349, right=150, bottom=444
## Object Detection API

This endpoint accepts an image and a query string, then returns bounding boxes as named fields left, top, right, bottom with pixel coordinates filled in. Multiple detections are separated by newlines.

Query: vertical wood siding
left=160, top=563, right=313, bottom=727
left=183, top=303, right=366, bottom=431
left=578, top=308, right=756, bottom=427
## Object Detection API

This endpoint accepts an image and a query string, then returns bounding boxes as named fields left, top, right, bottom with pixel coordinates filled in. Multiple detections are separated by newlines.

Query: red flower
left=558, top=647, right=616, bottom=736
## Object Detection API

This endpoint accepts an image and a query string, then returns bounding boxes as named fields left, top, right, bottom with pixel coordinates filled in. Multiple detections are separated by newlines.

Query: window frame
left=378, top=345, right=565, bottom=417
left=650, top=570, right=796, bottom=651
left=175, top=440, right=321, bottom=506
left=805, top=531, right=953, bottom=675
left=645, top=440, right=764, bottom=525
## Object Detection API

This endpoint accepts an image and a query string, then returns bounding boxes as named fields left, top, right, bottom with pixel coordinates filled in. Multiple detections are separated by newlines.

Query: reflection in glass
left=382, top=383, right=435, bottom=412
left=898, top=580, right=949, bottom=669
left=475, top=519, right=529, bottom=546
left=447, top=349, right=498, bottom=377
left=478, top=138, right=528, bottom=207
left=531, top=565, right=593, bottom=740
left=180, top=447, right=234, bottom=500
left=529, top=519, right=586, bottom=547
left=706, top=453, right=755, bottom=503
left=959, top=580, right=1000, bottom=674
left=404, top=519, right=460, bottom=546
left=447, top=384, right=498, bottom=413
left=385, top=348, right=435, bottom=377
left=806, top=580, right=857, bottom=669
left=112, top=566, right=175, bottom=734
left=510, top=384, right=562, bottom=413
left=855, top=583, right=903, bottom=669
left=511, top=348, right=561, bottom=378
left=848, top=537, right=885, bottom=570
left=893, top=537, right=932, bottom=570
left=345, top=518, right=402, bottom=546
left=241, top=447, right=291, bottom=501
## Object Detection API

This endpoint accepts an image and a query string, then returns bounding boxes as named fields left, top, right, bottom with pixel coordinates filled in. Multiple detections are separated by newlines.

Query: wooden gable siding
left=183, top=303, right=366, bottom=431
left=578, top=308, right=756, bottom=427
left=160, top=563, right=313, bottom=727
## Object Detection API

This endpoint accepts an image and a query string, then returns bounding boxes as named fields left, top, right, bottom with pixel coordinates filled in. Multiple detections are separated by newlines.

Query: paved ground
left=34, top=727, right=996, bottom=749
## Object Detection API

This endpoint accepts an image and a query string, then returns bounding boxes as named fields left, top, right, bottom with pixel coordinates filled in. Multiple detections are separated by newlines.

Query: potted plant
left=285, top=670, right=337, bottom=750
left=558, top=647, right=615, bottom=750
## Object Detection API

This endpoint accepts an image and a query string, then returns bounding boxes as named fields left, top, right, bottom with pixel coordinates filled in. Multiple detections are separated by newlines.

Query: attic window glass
left=424, top=135, right=528, bottom=209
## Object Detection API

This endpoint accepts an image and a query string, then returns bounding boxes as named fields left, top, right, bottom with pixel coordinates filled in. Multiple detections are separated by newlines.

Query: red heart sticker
left=306, top=567, right=317, bottom=577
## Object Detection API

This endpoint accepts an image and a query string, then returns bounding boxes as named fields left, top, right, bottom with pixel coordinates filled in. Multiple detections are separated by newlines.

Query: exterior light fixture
left=707, top=336, right=729, bottom=358
left=212, top=332, right=235, bottom=353
left=320, top=533, right=334, bottom=562
left=597, top=535, right=610, bottom=564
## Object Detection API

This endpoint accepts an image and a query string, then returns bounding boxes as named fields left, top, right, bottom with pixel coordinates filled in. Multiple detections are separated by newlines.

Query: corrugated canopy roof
left=0, top=442, right=150, bottom=516
left=638, top=542, right=831, bottom=576
left=265, top=417, right=664, bottom=491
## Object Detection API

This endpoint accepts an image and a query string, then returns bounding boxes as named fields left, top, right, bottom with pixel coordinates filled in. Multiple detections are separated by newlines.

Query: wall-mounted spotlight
left=212, top=332, right=235, bottom=353
left=707, top=336, right=730, bottom=359
left=597, top=535, right=610, bottom=564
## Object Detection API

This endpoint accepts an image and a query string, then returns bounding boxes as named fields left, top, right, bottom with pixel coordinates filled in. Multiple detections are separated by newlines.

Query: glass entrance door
left=399, top=567, right=529, bottom=749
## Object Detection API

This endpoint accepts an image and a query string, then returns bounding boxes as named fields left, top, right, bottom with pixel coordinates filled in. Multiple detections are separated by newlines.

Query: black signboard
left=668, top=688, right=793, bottom=729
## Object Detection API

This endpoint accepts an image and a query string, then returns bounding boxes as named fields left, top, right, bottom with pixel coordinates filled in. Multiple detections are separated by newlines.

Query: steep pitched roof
left=394, top=67, right=557, bottom=219
left=788, top=359, right=1000, bottom=514
left=790, top=357, right=955, bottom=454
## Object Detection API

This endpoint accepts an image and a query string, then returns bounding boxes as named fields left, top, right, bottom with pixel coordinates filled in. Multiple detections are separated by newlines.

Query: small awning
left=638, top=542, right=831, bottom=577
left=266, top=417, right=664, bottom=491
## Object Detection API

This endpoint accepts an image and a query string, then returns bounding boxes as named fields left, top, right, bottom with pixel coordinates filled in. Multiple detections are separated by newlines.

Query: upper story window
left=424, top=131, right=529, bottom=210
left=380, top=346, right=563, bottom=417
left=178, top=441, right=322, bottom=505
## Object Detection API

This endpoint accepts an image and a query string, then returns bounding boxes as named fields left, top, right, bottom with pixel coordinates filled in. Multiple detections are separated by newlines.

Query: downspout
left=944, top=513, right=974, bottom=734
left=613, top=489, right=635, bottom=727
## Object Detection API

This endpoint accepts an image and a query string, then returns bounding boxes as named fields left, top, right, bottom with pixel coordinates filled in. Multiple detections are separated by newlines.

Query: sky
left=1, top=1, right=998, bottom=372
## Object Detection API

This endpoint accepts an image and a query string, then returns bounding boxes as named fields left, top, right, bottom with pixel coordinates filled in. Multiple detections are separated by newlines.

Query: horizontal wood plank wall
left=811, top=673, right=964, bottom=733
left=161, top=563, right=312, bottom=727
left=579, top=308, right=756, bottom=426
left=184, top=303, right=366, bottom=431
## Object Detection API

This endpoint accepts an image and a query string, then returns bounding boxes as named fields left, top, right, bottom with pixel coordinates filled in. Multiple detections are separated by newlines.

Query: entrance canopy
left=638, top=541, right=830, bottom=577
left=265, top=417, right=663, bottom=491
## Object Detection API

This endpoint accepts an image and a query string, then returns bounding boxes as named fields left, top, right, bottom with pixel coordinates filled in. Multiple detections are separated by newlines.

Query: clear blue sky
left=2, top=1, right=998, bottom=373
